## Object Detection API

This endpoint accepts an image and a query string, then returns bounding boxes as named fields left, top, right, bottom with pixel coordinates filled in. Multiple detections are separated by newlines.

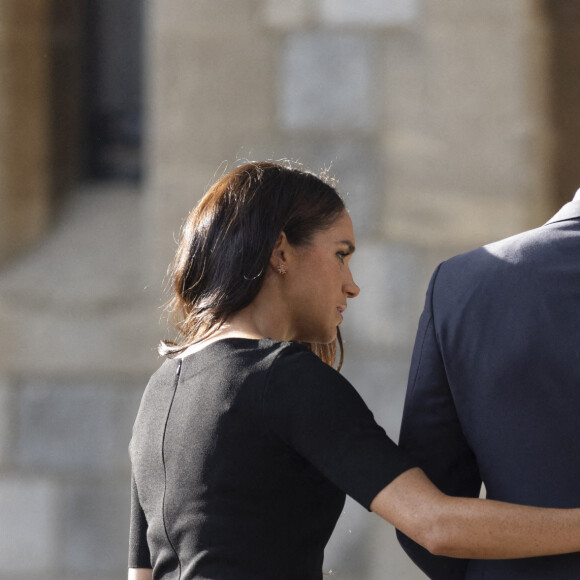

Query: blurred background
left=0, top=1, right=578, bottom=578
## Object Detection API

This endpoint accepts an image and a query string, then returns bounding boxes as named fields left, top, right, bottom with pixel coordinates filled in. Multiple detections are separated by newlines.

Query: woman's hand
left=371, top=467, right=580, bottom=559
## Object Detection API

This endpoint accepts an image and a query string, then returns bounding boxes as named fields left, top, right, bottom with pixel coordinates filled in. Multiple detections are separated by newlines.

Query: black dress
left=129, top=338, right=415, bottom=579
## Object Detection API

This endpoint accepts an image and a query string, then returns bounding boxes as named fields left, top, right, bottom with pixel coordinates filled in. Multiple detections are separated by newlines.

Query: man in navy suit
left=397, top=191, right=580, bottom=579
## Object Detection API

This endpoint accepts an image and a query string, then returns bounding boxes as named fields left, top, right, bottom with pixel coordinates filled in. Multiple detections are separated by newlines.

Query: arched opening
left=83, top=0, right=144, bottom=183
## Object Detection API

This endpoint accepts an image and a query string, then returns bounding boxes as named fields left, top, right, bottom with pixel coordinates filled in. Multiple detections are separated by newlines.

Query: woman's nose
left=345, top=278, right=360, bottom=298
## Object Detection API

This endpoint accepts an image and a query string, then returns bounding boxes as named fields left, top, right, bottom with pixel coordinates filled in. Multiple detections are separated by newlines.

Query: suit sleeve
left=396, top=264, right=482, bottom=579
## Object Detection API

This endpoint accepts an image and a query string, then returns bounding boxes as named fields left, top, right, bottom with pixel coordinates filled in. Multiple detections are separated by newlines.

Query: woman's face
left=285, top=210, right=360, bottom=344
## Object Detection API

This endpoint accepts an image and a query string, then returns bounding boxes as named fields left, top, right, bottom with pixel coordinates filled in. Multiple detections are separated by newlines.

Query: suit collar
left=544, top=190, right=580, bottom=225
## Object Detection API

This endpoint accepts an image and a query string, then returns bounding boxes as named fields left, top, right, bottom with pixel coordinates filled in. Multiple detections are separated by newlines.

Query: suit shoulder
left=439, top=224, right=548, bottom=278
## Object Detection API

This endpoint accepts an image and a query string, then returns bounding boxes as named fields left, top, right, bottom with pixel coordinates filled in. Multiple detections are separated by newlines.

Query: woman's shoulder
left=233, top=338, right=323, bottom=379
left=260, top=339, right=336, bottom=373
left=149, top=338, right=336, bottom=386
left=266, top=340, right=349, bottom=396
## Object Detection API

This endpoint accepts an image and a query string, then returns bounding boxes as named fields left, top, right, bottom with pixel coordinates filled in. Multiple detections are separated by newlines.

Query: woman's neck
left=175, top=305, right=288, bottom=359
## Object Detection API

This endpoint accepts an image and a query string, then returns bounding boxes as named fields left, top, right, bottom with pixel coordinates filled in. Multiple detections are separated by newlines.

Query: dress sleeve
left=128, top=472, right=152, bottom=569
left=263, top=345, right=416, bottom=510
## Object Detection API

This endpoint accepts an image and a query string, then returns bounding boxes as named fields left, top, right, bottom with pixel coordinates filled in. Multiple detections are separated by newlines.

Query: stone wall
left=0, top=188, right=159, bottom=580
left=0, top=0, right=52, bottom=263
left=543, top=0, right=580, bottom=208
left=0, top=1, right=558, bottom=578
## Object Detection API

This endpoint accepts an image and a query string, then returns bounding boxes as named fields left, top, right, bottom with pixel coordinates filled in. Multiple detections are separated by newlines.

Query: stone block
left=150, top=0, right=256, bottom=36
left=383, top=181, right=528, bottom=250
left=263, top=0, right=315, bottom=29
left=0, top=189, right=162, bottom=376
left=0, top=0, right=52, bottom=265
left=341, top=353, right=412, bottom=439
left=0, top=377, right=11, bottom=466
left=280, top=33, right=374, bottom=130
left=325, top=144, right=382, bottom=239
left=62, top=479, right=129, bottom=575
left=320, top=0, right=420, bottom=27
left=342, top=242, right=425, bottom=350
left=248, top=137, right=382, bottom=237
left=149, top=33, right=275, bottom=166
left=0, top=298, right=161, bottom=377
left=422, top=23, right=526, bottom=144
left=382, top=34, right=427, bottom=133
left=15, top=377, right=146, bottom=475
left=425, top=0, right=530, bottom=24
left=17, top=381, right=118, bottom=471
left=0, top=477, right=58, bottom=574
left=0, top=190, right=144, bottom=310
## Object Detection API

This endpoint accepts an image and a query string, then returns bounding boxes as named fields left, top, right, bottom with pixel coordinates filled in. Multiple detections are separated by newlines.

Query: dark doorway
left=83, top=0, right=144, bottom=182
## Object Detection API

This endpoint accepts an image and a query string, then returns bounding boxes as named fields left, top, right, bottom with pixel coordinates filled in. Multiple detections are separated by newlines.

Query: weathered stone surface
left=320, top=0, right=420, bottom=26
left=0, top=189, right=145, bottom=309
left=16, top=373, right=144, bottom=474
left=62, top=479, right=129, bottom=575
left=0, top=301, right=161, bottom=377
left=383, top=182, right=529, bottom=250
left=148, top=32, right=275, bottom=172
left=280, top=33, right=374, bottom=130
left=425, top=0, right=530, bottom=23
left=0, top=377, right=11, bottom=466
left=378, top=13, right=550, bottom=249
left=341, top=353, right=413, bottom=438
left=150, top=0, right=256, bottom=36
left=248, top=136, right=382, bottom=237
left=343, top=242, right=427, bottom=350
left=0, top=0, right=52, bottom=263
left=263, top=0, right=315, bottom=28
left=17, top=381, right=119, bottom=471
left=0, top=189, right=161, bottom=376
left=0, top=477, right=58, bottom=574
left=382, top=34, right=427, bottom=134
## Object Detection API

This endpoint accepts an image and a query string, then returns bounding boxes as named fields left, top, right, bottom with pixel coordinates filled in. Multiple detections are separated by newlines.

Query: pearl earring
left=277, top=264, right=287, bottom=275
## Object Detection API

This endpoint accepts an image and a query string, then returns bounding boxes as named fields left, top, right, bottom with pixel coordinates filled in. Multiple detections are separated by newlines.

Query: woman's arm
left=371, top=467, right=580, bottom=559
left=128, top=568, right=153, bottom=580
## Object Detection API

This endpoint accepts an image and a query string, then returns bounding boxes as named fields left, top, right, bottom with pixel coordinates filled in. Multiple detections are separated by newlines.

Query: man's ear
left=269, top=231, right=291, bottom=271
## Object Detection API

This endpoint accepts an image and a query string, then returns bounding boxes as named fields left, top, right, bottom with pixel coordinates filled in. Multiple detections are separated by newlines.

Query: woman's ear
left=269, top=231, right=291, bottom=272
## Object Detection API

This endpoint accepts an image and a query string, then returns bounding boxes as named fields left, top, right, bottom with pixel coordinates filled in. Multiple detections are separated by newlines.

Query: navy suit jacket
left=397, top=194, right=580, bottom=579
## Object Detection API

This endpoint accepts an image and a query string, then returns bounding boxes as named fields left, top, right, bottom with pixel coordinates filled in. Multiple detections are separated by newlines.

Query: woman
left=129, top=161, right=580, bottom=580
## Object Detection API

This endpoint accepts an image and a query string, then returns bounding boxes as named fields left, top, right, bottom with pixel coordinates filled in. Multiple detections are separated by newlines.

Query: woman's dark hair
left=161, top=161, right=347, bottom=368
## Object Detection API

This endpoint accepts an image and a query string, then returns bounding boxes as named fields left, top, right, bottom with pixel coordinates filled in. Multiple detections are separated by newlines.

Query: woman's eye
left=337, top=252, right=348, bottom=263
